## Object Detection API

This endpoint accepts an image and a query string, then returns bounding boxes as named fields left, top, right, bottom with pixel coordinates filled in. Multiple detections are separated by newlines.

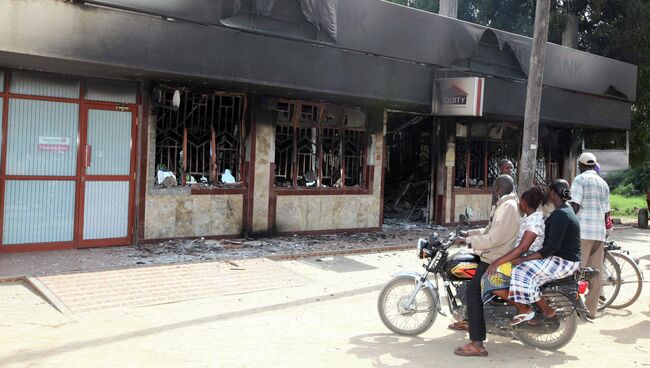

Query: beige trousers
left=580, top=239, right=604, bottom=317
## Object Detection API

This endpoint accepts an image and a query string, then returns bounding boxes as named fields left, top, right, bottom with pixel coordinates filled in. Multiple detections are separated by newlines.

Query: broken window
left=154, top=87, right=245, bottom=187
left=455, top=123, right=523, bottom=190
left=273, top=100, right=367, bottom=189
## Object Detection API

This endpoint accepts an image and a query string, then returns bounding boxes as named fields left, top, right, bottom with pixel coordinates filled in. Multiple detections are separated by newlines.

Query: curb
left=25, top=276, right=74, bottom=316
left=0, top=275, right=73, bottom=316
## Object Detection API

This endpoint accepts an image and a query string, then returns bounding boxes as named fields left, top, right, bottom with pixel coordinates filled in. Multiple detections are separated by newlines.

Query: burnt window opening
left=454, top=124, right=567, bottom=191
left=273, top=100, right=367, bottom=189
left=455, top=122, right=525, bottom=190
left=154, top=88, right=245, bottom=187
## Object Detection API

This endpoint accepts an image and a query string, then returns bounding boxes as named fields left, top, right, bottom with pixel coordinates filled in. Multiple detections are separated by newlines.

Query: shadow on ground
left=346, top=332, right=578, bottom=368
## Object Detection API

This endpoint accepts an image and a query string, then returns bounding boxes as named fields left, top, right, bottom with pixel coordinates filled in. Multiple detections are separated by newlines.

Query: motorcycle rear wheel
left=513, top=293, right=578, bottom=351
left=377, top=276, right=437, bottom=336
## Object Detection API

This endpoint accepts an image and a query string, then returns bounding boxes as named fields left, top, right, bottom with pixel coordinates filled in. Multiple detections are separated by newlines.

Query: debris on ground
left=125, top=222, right=448, bottom=265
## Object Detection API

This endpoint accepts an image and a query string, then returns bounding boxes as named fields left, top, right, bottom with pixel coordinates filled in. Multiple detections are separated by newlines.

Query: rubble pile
left=126, top=223, right=449, bottom=265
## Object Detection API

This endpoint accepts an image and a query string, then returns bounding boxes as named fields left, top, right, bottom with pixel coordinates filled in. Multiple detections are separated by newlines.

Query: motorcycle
left=377, top=230, right=598, bottom=350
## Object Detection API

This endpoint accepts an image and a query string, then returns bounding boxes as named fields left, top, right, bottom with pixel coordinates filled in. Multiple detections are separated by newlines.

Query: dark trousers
left=467, top=261, right=490, bottom=342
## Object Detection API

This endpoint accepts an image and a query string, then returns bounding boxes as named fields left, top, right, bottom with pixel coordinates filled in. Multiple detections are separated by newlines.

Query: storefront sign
left=38, top=137, right=70, bottom=152
left=433, top=77, right=484, bottom=116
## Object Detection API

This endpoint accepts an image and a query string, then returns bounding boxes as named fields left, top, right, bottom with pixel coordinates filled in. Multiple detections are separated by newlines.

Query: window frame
left=273, top=99, right=371, bottom=195
left=152, top=87, right=247, bottom=195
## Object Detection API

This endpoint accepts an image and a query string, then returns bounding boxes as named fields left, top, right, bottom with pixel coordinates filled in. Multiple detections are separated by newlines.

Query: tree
left=384, top=0, right=439, bottom=12
left=387, top=0, right=650, bottom=167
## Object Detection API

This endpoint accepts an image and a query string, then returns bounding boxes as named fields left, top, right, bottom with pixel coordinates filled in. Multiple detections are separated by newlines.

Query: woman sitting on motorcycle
left=507, top=179, right=582, bottom=325
left=480, top=186, right=547, bottom=305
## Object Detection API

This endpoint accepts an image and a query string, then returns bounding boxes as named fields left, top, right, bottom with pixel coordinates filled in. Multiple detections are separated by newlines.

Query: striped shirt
left=570, top=170, right=610, bottom=241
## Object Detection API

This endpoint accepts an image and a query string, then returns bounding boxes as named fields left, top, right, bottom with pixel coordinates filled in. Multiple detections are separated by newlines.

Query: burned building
left=0, top=0, right=637, bottom=252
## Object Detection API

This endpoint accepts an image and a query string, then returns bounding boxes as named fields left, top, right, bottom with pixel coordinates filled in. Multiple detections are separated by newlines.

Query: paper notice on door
left=39, top=137, right=70, bottom=152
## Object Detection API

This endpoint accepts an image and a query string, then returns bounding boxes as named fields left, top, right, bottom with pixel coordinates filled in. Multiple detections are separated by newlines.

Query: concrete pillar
left=250, top=104, right=274, bottom=235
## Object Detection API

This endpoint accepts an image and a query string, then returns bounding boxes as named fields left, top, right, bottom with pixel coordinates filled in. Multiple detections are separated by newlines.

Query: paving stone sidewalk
left=35, top=259, right=305, bottom=314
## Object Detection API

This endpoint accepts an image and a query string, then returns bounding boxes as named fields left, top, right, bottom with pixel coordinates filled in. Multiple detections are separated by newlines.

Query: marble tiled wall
left=144, top=194, right=243, bottom=239
left=453, top=193, right=492, bottom=222
left=252, top=121, right=273, bottom=233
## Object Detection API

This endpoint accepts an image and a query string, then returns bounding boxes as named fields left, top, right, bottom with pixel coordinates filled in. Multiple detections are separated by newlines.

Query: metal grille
left=468, top=140, right=486, bottom=188
left=274, top=125, right=294, bottom=185
left=454, top=140, right=468, bottom=187
left=154, top=88, right=244, bottom=184
left=487, top=140, right=519, bottom=187
left=344, top=130, right=364, bottom=187
left=296, top=127, right=317, bottom=186
left=273, top=100, right=366, bottom=189
left=321, top=127, right=341, bottom=187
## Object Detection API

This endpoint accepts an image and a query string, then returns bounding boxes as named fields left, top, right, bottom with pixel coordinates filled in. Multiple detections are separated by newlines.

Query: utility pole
left=518, top=0, right=551, bottom=191
left=439, top=0, right=458, bottom=18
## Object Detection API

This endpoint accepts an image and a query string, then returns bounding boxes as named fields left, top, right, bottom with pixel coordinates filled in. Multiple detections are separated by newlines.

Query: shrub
left=604, top=167, right=650, bottom=195
left=612, top=183, right=637, bottom=196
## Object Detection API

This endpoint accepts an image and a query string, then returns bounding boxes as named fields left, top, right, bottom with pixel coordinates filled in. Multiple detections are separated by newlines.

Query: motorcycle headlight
left=417, top=238, right=429, bottom=259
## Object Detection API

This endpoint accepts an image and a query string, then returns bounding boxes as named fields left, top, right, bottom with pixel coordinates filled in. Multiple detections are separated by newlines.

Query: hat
left=578, top=152, right=598, bottom=165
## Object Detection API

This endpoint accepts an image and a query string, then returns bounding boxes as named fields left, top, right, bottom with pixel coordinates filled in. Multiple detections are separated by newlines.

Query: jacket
left=466, top=192, right=520, bottom=264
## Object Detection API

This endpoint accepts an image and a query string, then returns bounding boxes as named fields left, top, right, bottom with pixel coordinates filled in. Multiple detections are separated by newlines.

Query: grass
left=610, top=194, right=647, bottom=218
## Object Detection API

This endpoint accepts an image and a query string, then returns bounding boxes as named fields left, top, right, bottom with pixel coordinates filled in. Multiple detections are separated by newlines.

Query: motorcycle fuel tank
left=444, top=252, right=480, bottom=281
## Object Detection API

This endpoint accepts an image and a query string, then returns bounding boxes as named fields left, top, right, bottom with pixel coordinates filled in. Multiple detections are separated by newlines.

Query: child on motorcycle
left=480, top=186, right=547, bottom=306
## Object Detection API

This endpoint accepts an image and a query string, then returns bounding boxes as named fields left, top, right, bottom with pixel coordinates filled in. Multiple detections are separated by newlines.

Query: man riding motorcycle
left=453, top=174, right=520, bottom=357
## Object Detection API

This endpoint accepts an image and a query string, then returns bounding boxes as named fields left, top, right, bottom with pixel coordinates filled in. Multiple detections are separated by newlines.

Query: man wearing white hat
left=570, top=152, right=611, bottom=318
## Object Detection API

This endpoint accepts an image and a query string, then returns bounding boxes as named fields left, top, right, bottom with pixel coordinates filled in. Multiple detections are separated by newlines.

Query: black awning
left=83, top=0, right=637, bottom=102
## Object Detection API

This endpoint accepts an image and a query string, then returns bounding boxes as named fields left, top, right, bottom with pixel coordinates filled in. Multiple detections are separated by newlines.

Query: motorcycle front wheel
left=377, top=276, right=438, bottom=336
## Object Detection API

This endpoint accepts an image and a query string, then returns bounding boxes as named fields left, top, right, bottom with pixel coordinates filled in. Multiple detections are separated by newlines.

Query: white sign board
left=433, top=77, right=485, bottom=116
left=38, top=137, right=70, bottom=152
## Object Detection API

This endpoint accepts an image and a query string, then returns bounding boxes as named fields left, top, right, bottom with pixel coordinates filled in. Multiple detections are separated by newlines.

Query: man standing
left=453, top=175, right=521, bottom=357
left=570, top=152, right=610, bottom=319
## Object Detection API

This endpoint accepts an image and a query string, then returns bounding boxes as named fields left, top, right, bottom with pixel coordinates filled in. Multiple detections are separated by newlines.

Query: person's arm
left=467, top=227, right=487, bottom=237
left=537, top=212, right=570, bottom=259
left=511, top=251, right=544, bottom=266
left=570, top=177, right=584, bottom=215
left=486, top=231, right=538, bottom=274
left=468, top=204, right=519, bottom=251
left=604, top=182, right=611, bottom=216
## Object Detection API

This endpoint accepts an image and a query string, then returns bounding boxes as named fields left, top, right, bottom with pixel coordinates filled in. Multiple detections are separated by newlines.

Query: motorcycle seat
left=542, top=274, right=576, bottom=287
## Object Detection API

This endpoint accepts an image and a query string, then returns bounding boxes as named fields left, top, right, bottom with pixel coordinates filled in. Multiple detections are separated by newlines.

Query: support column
left=250, top=103, right=274, bottom=235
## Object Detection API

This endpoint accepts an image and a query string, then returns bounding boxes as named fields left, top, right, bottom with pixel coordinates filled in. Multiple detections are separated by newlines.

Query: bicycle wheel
left=607, top=251, right=643, bottom=309
left=598, top=252, right=621, bottom=311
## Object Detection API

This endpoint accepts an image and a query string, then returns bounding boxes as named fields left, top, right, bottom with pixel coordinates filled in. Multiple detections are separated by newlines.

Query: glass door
left=77, top=105, right=135, bottom=247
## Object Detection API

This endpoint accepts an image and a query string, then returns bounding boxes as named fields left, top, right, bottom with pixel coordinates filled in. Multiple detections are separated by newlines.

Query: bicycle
left=598, top=241, right=644, bottom=311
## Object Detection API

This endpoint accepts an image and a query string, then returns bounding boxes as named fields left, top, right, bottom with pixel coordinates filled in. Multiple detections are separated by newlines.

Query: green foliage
left=386, top=0, right=650, bottom=166
left=384, top=0, right=439, bottom=13
left=610, top=194, right=647, bottom=218
left=612, top=183, right=637, bottom=197
left=458, top=0, right=536, bottom=36
left=604, top=167, right=650, bottom=194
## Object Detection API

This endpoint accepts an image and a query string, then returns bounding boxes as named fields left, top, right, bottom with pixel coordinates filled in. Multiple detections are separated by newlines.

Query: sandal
left=448, top=321, right=469, bottom=331
left=527, top=312, right=557, bottom=326
left=454, top=343, right=488, bottom=357
left=510, top=311, right=535, bottom=326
